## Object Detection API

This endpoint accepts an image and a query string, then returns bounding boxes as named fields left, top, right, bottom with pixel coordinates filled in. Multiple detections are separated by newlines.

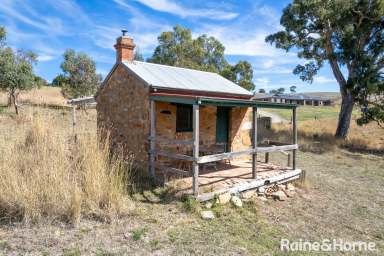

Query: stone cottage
left=97, top=32, right=301, bottom=199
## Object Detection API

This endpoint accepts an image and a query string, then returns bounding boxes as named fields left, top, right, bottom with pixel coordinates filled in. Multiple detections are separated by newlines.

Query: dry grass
left=0, top=103, right=382, bottom=255
left=270, top=117, right=384, bottom=154
left=0, top=86, right=66, bottom=107
left=0, top=113, right=132, bottom=225
left=262, top=105, right=384, bottom=154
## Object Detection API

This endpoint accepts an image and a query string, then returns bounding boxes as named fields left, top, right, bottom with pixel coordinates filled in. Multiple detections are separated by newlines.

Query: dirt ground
left=0, top=150, right=383, bottom=255
left=0, top=105, right=383, bottom=255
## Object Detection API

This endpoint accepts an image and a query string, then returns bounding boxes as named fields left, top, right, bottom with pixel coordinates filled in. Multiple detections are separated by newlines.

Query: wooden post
left=192, top=104, right=200, bottom=196
left=265, top=152, right=269, bottom=163
left=72, top=105, right=77, bottom=140
left=72, top=105, right=76, bottom=128
left=292, top=107, right=297, bottom=170
left=287, top=153, right=291, bottom=167
left=149, top=100, right=156, bottom=177
left=252, top=107, right=257, bottom=179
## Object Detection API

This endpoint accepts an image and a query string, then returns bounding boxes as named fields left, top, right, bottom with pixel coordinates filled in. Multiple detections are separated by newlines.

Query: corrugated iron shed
left=123, top=61, right=253, bottom=96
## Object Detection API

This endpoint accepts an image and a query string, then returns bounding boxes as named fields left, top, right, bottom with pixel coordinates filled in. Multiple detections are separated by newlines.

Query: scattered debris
left=286, top=183, right=295, bottom=191
left=258, top=196, right=268, bottom=202
left=284, top=190, right=296, bottom=198
left=265, top=184, right=279, bottom=196
left=258, top=187, right=265, bottom=193
left=200, top=210, right=215, bottom=220
left=272, top=191, right=287, bottom=201
left=241, top=190, right=256, bottom=199
left=205, top=202, right=213, bottom=209
left=231, top=196, right=243, bottom=208
left=142, top=191, right=161, bottom=203
left=218, top=193, right=231, bottom=204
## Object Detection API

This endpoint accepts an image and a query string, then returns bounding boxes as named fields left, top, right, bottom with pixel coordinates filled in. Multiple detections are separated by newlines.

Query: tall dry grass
left=272, top=118, right=384, bottom=154
left=0, top=86, right=67, bottom=107
left=0, top=115, right=132, bottom=225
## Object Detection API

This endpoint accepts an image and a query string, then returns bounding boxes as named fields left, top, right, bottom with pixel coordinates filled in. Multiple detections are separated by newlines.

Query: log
left=196, top=169, right=302, bottom=201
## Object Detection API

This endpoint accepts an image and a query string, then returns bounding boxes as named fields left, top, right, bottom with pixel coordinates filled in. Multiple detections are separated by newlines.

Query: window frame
left=176, top=104, right=193, bottom=132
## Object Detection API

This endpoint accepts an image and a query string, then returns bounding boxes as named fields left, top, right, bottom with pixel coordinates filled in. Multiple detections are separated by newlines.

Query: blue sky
left=0, top=0, right=339, bottom=92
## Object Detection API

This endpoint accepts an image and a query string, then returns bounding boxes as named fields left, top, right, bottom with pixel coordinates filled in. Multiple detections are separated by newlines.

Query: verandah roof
left=149, top=94, right=297, bottom=109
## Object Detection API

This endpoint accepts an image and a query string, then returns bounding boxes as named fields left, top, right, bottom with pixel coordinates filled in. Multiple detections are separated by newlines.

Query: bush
left=0, top=116, right=132, bottom=224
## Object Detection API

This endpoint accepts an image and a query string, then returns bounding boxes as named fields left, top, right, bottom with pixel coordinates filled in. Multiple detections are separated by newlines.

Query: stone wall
left=97, top=65, right=270, bottom=169
left=229, top=108, right=272, bottom=159
left=229, top=107, right=252, bottom=153
left=155, top=103, right=258, bottom=161
left=97, top=64, right=150, bottom=165
left=155, top=103, right=217, bottom=154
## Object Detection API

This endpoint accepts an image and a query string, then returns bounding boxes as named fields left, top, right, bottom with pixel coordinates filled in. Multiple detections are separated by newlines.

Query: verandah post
left=252, top=107, right=257, bottom=179
left=149, top=100, right=156, bottom=177
left=192, top=104, right=200, bottom=196
left=292, top=107, right=297, bottom=170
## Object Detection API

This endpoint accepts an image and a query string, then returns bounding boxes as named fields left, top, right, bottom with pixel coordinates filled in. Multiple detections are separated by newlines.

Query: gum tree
left=59, top=49, right=102, bottom=98
left=149, top=25, right=255, bottom=91
left=266, top=0, right=384, bottom=138
left=0, top=27, right=37, bottom=114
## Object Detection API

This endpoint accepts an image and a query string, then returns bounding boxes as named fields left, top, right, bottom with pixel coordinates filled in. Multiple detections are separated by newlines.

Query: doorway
left=216, top=107, right=230, bottom=152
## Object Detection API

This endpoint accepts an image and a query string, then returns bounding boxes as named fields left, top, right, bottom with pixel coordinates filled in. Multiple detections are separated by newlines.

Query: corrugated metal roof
left=123, top=61, right=253, bottom=96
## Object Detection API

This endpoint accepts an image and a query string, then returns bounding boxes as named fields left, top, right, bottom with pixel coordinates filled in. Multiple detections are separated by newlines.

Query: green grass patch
left=131, top=227, right=147, bottom=241
left=265, top=105, right=360, bottom=122
left=181, top=196, right=201, bottom=213
left=167, top=202, right=288, bottom=255
left=95, top=248, right=119, bottom=256
left=62, top=247, right=81, bottom=256
left=0, top=105, right=6, bottom=114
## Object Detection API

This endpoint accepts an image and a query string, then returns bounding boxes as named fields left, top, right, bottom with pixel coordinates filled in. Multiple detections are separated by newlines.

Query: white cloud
left=314, top=76, right=335, bottom=84
left=199, top=25, right=281, bottom=57
left=253, top=68, right=292, bottom=74
left=0, top=0, right=67, bottom=35
left=255, top=77, right=270, bottom=86
left=127, top=0, right=238, bottom=20
left=37, top=54, right=55, bottom=62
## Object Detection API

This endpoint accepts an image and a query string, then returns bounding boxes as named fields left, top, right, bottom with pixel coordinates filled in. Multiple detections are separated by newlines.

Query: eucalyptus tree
left=59, top=49, right=102, bottom=98
left=0, top=27, right=37, bottom=114
left=266, top=0, right=384, bottom=138
left=149, top=25, right=255, bottom=91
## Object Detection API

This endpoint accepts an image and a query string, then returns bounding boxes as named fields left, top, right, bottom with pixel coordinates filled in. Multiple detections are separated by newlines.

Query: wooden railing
left=151, top=144, right=298, bottom=164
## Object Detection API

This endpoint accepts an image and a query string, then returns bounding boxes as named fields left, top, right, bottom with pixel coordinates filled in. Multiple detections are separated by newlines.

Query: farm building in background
left=96, top=32, right=302, bottom=200
left=253, top=93, right=333, bottom=106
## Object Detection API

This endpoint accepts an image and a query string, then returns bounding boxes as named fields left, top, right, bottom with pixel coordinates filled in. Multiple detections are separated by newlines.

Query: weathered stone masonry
left=97, top=64, right=150, bottom=164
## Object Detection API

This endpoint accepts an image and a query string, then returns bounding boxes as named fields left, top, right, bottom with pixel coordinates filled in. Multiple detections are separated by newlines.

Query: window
left=176, top=104, right=193, bottom=132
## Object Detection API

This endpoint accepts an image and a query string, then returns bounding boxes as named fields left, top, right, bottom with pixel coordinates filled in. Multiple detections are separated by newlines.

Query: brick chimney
left=114, top=29, right=135, bottom=62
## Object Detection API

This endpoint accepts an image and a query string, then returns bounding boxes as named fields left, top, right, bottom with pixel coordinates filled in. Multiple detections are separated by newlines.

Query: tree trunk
left=335, top=91, right=354, bottom=138
left=9, top=91, right=18, bottom=115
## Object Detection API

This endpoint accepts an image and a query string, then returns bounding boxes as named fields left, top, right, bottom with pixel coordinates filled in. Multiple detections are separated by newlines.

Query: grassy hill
left=0, top=86, right=66, bottom=107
